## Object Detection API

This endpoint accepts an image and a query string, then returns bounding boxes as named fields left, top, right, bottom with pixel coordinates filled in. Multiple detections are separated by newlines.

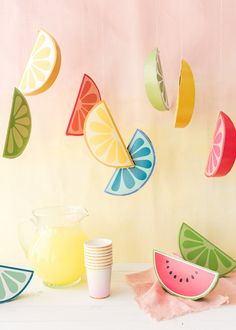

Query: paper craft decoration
left=84, top=100, right=134, bottom=168
left=144, top=48, right=169, bottom=111
left=105, top=129, right=155, bottom=195
left=0, top=265, right=33, bottom=303
left=153, top=250, right=219, bottom=300
left=66, top=74, right=101, bottom=136
left=3, top=88, right=31, bottom=158
left=19, top=29, right=61, bottom=95
left=175, top=60, right=195, bottom=128
left=179, top=223, right=236, bottom=276
left=205, top=111, right=236, bottom=177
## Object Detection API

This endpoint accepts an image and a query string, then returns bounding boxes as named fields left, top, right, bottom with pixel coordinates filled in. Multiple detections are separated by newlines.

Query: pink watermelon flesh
left=153, top=251, right=219, bottom=300
left=205, top=111, right=236, bottom=177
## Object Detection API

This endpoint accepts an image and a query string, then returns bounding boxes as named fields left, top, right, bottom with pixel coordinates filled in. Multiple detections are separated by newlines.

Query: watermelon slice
left=205, top=111, right=236, bottom=177
left=153, top=250, right=219, bottom=300
left=66, top=74, right=101, bottom=136
left=0, top=265, right=33, bottom=303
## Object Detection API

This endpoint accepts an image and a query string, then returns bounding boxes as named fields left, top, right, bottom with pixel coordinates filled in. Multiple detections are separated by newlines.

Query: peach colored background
left=0, top=0, right=235, bottom=264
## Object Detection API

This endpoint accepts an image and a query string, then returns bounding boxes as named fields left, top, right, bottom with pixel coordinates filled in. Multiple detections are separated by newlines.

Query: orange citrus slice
left=175, top=60, right=195, bottom=128
left=84, top=101, right=134, bottom=168
left=19, top=29, right=61, bottom=95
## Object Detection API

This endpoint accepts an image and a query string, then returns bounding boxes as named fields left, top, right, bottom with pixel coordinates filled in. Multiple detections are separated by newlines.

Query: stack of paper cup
left=84, top=239, right=112, bottom=299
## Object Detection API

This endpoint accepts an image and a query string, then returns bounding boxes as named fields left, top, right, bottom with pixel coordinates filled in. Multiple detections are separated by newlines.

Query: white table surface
left=1, top=263, right=236, bottom=330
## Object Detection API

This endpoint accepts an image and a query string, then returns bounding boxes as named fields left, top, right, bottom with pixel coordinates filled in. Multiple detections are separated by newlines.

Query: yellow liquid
left=28, top=226, right=87, bottom=286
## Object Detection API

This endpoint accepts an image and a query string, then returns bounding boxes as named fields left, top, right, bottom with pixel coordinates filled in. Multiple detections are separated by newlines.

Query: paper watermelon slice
left=0, top=265, right=33, bottom=303
left=105, top=129, right=155, bottom=195
left=66, top=74, right=101, bottom=136
left=153, top=250, right=219, bottom=300
left=205, top=112, right=236, bottom=177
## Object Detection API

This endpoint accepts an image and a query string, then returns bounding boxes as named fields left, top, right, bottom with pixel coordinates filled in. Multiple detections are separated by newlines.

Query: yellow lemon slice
left=19, top=29, right=61, bottom=95
left=175, top=60, right=195, bottom=128
left=84, top=101, right=134, bottom=168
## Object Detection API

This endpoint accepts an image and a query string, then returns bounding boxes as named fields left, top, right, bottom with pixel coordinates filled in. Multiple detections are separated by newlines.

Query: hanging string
left=219, top=0, right=223, bottom=109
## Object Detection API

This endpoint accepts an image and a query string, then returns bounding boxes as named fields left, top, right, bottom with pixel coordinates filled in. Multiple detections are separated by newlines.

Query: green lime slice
left=144, top=48, right=169, bottom=111
left=179, top=223, right=236, bottom=276
left=3, top=88, right=31, bottom=158
left=0, top=265, right=33, bottom=303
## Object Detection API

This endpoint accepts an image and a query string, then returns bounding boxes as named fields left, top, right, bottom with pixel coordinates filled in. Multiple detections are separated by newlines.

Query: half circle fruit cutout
left=144, top=48, right=169, bottom=111
left=3, top=88, right=31, bottom=158
left=84, top=100, right=134, bottom=168
left=105, top=129, right=155, bottom=195
left=175, top=60, right=195, bottom=128
left=66, top=74, right=101, bottom=136
left=205, top=111, right=236, bottom=177
left=0, top=265, right=33, bottom=303
left=179, top=223, right=236, bottom=276
left=19, top=29, right=61, bottom=96
left=153, top=250, right=219, bottom=300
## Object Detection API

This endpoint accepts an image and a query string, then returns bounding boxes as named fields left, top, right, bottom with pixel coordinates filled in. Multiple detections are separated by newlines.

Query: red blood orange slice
left=66, top=74, right=101, bottom=136
left=205, top=111, right=236, bottom=177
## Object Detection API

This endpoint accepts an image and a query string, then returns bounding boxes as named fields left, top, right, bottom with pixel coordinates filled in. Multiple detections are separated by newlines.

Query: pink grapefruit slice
left=205, top=111, right=236, bottom=177
left=66, top=74, right=101, bottom=136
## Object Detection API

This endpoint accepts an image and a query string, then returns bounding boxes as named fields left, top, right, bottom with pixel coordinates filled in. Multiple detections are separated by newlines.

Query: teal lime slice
left=0, top=265, right=33, bottom=303
left=105, top=129, right=156, bottom=195
left=3, top=88, right=31, bottom=158
left=144, top=48, right=169, bottom=111
left=179, top=223, right=236, bottom=276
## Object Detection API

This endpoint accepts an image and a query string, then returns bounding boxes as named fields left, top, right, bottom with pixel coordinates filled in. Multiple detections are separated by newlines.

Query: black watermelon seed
left=174, top=275, right=177, bottom=279
left=180, top=278, right=182, bottom=282
left=186, top=278, right=189, bottom=282
left=169, top=271, right=172, bottom=275
left=166, top=260, right=169, bottom=263
left=167, top=266, right=170, bottom=269
left=191, top=275, right=194, bottom=279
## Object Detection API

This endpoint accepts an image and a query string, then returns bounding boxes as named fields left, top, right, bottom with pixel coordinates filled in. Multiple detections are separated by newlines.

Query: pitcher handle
left=17, top=218, right=37, bottom=257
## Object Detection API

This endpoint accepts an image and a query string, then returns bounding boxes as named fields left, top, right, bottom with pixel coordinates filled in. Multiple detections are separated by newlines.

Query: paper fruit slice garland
left=0, top=265, right=33, bottom=303
left=105, top=129, right=155, bottom=195
left=66, top=74, right=101, bottom=136
left=19, top=29, right=61, bottom=96
left=84, top=101, right=134, bottom=168
left=153, top=250, right=219, bottom=300
left=205, top=111, right=236, bottom=177
left=175, top=60, right=195, bottom=128
left=179, top=223, right=236, bottom=276
left=144, top=48, right=169, bottom=111
left=3, top=88, right=31, bottom=158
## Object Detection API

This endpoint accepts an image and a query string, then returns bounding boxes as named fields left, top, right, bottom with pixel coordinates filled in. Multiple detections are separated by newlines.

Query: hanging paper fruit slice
left=153, top=250, right=219, bottom=300
left=84, top=101, right=134, bottom=168
left=105, top=129, right=155, bottom=195
left=205, top=112, right=236, bottom=177
left=0, top=265, right=33, bottom=303
left=175, top=60, right=195, bottom=128
left=66, top=74, right=101, bottom=136
left=144, top=48, right=169, bottom=111
left=179, top=223, right=236, bottom=276
left=3, top=88, right=31, bottom=158
left=19, top=29, right=61, bottom=95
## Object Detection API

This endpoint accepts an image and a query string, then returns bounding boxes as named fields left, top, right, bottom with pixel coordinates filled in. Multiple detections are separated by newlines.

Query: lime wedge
left=3, top=88, right=31, bottom=158
left=179, top=223, right=236, bottom=276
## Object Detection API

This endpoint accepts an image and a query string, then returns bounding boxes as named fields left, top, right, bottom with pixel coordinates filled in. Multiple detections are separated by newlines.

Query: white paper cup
left=85, top=239, right=112, bottom=249
left=86, top=266, right=112, bottom=298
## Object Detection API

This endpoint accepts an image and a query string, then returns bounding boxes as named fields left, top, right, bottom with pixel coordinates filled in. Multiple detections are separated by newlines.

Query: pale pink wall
left=0, top=0, right=235, bottom=263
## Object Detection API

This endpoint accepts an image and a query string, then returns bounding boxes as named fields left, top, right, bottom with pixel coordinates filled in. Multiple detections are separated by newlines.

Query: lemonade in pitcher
left=18, top=206, right=88, bottom=287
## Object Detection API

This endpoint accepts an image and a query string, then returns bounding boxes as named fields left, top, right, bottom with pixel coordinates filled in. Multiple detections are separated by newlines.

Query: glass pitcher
left=18, top=206, right=88, bottom=287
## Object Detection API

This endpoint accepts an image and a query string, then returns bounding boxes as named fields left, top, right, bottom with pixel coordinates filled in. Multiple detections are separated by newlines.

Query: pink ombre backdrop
left=0, top=0, right=235, bottom=263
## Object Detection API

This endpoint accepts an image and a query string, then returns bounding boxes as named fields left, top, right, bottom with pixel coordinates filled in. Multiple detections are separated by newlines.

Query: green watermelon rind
left=153, top=250, right=219, bottom=301
left=0, top=265, right=34, bottom=304
left=179, top=222, right=236, bottom=276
